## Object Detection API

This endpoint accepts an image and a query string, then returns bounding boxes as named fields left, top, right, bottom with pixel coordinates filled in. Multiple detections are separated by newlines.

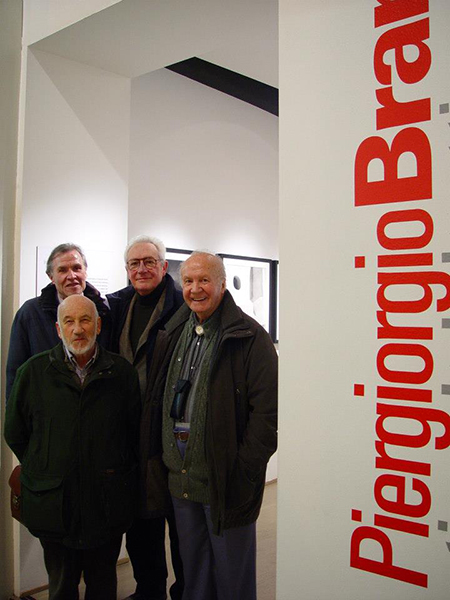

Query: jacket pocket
left=21, top=472, right=65, bottom=534
left=101, top=464, right=138, bottom=527
left=225, top=456, right=258, bottom=510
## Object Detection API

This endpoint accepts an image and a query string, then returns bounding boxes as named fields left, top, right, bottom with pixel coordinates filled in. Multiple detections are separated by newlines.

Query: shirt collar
left=63, top=342, right=99, bottom=371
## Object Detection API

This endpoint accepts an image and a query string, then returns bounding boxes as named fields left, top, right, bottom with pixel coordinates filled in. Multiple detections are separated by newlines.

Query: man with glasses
left=108, top=235, right=184, bottom=600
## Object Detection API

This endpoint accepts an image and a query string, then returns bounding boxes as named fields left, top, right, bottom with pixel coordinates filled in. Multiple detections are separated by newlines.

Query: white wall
left=1, top=2, right=23, bottom=597
left=128, top=68, right=279, bottom=260
left=23, top=0, right=121, bottom=46
left=28, top=0, right=278, bottom=85
left=278, top=1, right=450, bottom=598
left=19, top=49, right=131, bottom=305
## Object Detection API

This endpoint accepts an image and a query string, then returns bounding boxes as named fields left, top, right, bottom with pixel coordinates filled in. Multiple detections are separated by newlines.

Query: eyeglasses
left=127, top=257, right=161, bottom=271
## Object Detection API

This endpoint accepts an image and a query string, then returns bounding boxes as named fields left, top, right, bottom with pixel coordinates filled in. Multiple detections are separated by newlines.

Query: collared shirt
left=170, top=310, right=221, bottom=428
left=63, top=343, right=99, bottom=384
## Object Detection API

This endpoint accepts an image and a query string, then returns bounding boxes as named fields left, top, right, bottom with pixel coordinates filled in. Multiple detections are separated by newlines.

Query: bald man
left=5, top=295, right=141, bottom=600
left=142, top=252, right=278, bottom=600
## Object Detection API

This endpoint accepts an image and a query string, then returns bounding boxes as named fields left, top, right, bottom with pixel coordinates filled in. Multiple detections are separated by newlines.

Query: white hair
left=124, top=235, right=166, bottom=263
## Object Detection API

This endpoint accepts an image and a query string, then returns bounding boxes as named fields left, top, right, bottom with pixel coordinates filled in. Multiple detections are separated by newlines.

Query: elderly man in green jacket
left=5, top=295, right=141, bottom=600
left=141, top=252, right=278, bottom=600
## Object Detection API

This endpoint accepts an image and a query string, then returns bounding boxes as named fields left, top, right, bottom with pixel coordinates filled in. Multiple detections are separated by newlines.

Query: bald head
left=57, top=294, right=97, bottom=323
left=56, top=295, right=101, bottom=364
left=180, top=252, right=226, bottom=282
left=180, top=252, right=226, bottom=323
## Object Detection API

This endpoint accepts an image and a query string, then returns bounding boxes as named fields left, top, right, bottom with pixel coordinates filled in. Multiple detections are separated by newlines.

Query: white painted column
left=278, top=1, right=450, bottom=598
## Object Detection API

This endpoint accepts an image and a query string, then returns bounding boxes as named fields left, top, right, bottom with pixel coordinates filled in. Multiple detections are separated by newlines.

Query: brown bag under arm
left=8, top=465, right=22, bottom=522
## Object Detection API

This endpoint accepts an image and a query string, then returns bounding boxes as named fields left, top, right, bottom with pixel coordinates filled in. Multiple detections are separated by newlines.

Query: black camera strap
left=171, top=327, right=212, bottom=422
left=181, top=329, right=206, bottom=382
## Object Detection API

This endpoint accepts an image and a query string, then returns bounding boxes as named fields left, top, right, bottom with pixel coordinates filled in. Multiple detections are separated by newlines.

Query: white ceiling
left=31, top=0, right=278, bottom=87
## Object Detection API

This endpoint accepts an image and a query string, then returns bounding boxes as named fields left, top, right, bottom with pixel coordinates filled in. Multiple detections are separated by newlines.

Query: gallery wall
left=128, top=67, right=279, bottom=259
left=0, top=2, right=23, bottom=596
left=22, top=0, right=121, bottom=46
left=19, top=49, right=131, bottom=305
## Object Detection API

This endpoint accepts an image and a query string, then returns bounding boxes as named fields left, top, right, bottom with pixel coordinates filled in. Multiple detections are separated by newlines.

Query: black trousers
left=125, top=514, right=184, bottom=600
left=40, top=536, right=122, bottom=600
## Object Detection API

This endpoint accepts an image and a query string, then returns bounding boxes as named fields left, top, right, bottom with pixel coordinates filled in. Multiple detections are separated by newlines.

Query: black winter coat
left=5, top=343, right=141, bottom=549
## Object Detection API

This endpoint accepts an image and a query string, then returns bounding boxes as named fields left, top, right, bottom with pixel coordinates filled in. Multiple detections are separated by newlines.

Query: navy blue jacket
left=6, top=281, right=110, bottom=402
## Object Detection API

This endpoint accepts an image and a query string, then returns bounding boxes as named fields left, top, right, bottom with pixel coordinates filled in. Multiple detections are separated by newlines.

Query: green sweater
left=162, top=311, right=220, bottom=504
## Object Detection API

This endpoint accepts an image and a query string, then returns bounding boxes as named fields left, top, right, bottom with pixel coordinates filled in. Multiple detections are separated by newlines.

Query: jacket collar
left=38, top=282, right=59, bottom=311
left=110, top=273, right=180, bottom=316
left=38, top=281, right=106, bottom=313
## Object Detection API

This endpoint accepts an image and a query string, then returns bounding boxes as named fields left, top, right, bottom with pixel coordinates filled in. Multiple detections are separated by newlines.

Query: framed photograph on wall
left=166, top=248, right=192, bottom=290
left=219, top=253, right=276, bottom=341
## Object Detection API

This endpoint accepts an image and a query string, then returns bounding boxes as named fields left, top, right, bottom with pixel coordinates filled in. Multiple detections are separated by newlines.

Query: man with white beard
left=5, top=295, right=141, bottom=600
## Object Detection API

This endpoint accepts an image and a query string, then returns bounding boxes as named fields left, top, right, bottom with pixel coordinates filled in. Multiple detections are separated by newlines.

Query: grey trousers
left=172, top=496, right=257, bottom=600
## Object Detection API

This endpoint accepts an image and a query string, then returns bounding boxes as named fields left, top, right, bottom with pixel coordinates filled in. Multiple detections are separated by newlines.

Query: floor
left=33, top=481, right=277, bottom=600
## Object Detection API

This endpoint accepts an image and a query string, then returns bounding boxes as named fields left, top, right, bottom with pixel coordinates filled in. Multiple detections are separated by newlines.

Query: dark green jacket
left=4, top=343, right=141, bottom=549
left=141, top=291, right=278, bottom=534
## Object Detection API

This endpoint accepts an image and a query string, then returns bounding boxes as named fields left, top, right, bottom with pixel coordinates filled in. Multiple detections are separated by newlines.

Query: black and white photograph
left=166, top=248, right=192, bottom=290
left=220, top=253, right=273, bottom=337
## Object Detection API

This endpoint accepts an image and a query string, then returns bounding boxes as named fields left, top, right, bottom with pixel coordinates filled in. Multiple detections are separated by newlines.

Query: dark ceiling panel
left=166, top=57, right=278, bottom=116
